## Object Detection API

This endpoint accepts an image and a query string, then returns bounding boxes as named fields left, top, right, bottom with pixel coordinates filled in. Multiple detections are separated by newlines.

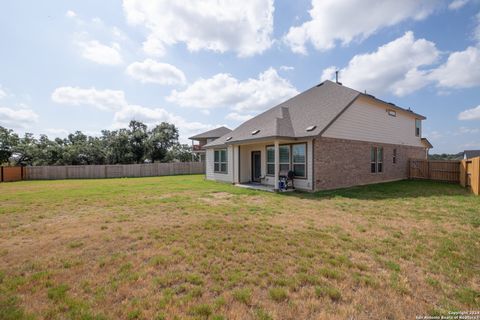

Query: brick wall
left=314, top=137, right=426, bottom=191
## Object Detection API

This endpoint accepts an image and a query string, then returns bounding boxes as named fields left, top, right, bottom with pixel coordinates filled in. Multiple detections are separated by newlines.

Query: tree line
left=0, top=120, right=196, bottom=166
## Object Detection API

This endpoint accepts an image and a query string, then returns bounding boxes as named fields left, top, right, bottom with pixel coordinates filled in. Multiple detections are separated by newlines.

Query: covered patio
left=227, top=138, right=313, bottom=192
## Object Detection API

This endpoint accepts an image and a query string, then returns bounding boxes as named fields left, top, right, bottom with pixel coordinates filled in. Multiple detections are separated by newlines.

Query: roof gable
left=464, top=150, right=480, bottom=159
left=205, top=80, right=427, bottom=148
left=189, top=126, right=232, bottom=140
left=206, top=81, right=359, bottom=147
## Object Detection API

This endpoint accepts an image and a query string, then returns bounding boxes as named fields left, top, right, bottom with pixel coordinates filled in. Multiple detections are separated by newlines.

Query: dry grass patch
left=0, top=175, right=478, bottom=319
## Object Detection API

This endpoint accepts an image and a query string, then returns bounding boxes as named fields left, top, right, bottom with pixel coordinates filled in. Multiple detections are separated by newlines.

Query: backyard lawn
left=0, top=175, right=479, bottom=319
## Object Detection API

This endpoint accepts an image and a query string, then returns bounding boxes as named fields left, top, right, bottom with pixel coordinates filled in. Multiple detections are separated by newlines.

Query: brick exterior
left=313, top=137, right=426, bottom=191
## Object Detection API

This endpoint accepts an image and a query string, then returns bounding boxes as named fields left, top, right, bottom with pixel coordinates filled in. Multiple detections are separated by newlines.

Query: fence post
left=473, top=157, right=480, bottom=196
left=426, top=161, right=430, bottom=179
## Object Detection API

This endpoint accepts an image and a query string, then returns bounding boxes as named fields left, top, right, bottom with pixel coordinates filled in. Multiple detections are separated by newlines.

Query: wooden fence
left=0, top=166, right=26, bottom=182
left=12, top=162, right=205, bottom=181
left=460, top=157, right=480, bottom=195
left=409, top=159, right=460, bottom=183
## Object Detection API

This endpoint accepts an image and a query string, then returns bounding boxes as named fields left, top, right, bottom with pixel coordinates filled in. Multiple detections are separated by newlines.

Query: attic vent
left=251, top=129, right=260, bottom=135
left=306, top=125, right=317, bottom=132
left=225, top=136, right=232, bottom=141
left=387, top=110, right=396, bottom=117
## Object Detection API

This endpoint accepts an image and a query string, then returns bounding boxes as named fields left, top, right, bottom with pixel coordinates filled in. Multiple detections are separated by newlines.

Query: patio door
left=251, top=151, right=261, bottom=182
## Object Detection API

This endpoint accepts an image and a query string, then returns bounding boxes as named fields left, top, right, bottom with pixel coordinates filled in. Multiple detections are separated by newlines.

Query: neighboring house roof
left=464, top=150, right=480, bottom=159
left=189, top=126, right=232, bottom=140
left=421, top=138, right=433, bottom=149
left=205, top=80, right=426, bottom=148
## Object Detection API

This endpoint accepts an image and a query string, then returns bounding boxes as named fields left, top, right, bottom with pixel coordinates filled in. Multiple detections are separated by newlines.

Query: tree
left=165, top=144, right=195, bottom=162
left=0, top=121, right=187, bottom=166
left=0, top=126, right=19, bottom=164
left=12, top=133, right=37, bottom=165
left=34, top=135, right=64, bottom=165
left=128, top=120, right=148, bottom=163
left=147, top=123, right=179, bottom=163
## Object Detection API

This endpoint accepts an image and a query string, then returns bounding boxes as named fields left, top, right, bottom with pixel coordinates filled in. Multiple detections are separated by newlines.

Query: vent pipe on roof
left=335, top=70, right=342, bottom=85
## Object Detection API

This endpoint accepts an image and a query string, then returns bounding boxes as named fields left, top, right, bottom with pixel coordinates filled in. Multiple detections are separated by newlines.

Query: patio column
left=274, top=140, right=280, bottom=191
left=234, top=145, right=240, bottom=184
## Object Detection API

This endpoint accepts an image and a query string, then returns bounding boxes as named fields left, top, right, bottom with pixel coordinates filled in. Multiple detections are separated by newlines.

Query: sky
left=0, top=0, right=479, bottom=153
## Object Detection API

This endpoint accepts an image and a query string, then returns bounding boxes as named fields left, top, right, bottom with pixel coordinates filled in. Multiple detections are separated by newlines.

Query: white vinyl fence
left=25, top=162, right=205, bottom=180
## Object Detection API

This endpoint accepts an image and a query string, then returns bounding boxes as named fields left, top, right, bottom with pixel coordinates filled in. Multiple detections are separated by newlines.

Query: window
left=370, top=147, right=377, bottom=173
left=214, top=149, right=227, bottom=173
left=279, top=145, right=290, bottom=173
left=377, top=147, right=383, bottom=173
left=266, top=143, right=307, bottom=178
left=371, top=146, right=383, bottom=173
left=393, top=148, right=397, bottom=164
left=266, top=146, right=275, bottom=175
left=387, top=110, right=396, bottom=117
left=415, top=119, right=421, bottom=137
left=292, top=144, right=306, bottom=178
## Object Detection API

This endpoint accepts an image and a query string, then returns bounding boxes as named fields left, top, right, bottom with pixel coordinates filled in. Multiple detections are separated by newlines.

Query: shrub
left=319, top=268, right=342, bottom=279
left=268, top=287, right=288, bottom=302
left=189, top=304, right=212, bottom=317
left=315, top=286, right=342, bottom=302
left=232, top=288, right=252, bottom=304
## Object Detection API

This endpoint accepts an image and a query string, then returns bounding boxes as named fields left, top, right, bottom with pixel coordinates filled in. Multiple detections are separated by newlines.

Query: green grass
left=232, top=288, right=252, bottom=305
left=268, top=287, right=288, bottom=302
left=0, top=175, right=478, bottom=319
left=315, top=285, right=342, bottom=302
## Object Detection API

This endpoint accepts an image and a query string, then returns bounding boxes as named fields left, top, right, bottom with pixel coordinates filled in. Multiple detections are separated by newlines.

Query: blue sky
left=0, top=0, right=479, bottom=153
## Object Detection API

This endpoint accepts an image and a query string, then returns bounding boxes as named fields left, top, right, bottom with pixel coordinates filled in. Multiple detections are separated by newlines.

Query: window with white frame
left=214, top=149, right=227, bottom=173
left=371, top=146, right=383, bottom=173
left=415, top=119, right=421, bottom=137
left=279, top=145, right=290, bottom=173
left=266, top=146, right=275, bottom=175
left=266, top=143, right=307, bottom=178
left=292, top=144, right=306, bottom=178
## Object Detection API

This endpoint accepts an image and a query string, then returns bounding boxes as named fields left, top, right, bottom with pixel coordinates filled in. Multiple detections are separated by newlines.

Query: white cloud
left=51, top=87, right=127, bottom=111
left=126, top=59, right=186, bottom=85
left=66, top=10, right=77, bottom=18
left=461, top=141, right=480, bottom=148
left=474, top=12, right=480, bottom=44
left=425, top=130, right=444, bottom=140
left=429, top=47, right=480, bottom=89
left=458, top=105, right=480, bottom=120
left=122, top=0, right=274, bottom=57
left=279, top=65, right=294, bottom=71
left=76, top=40, right=123, bottom=65
left=45, top=128, right=69, bottom=137
left=457, top=126, right=480, bottom=134
left=0, top=87, right=6, bottom=100
left=112, top=104, right=213, bottom=143
left=284, top=0, right=441, bottom=54
left=51, top=86, right=212, bottom=142
left=226, top=112, right=254, bottom=122
left=321, top=32, right=439, bottom=96
left=0, top=106, right=39, bottom=129
left=448, top=0, right=469, bottom=9
left=168, top=68, right=299, bottom=115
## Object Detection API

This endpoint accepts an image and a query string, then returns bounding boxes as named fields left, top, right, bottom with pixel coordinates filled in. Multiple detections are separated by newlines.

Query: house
left=189, top=126, right=232, bottom=162
left=204, top=80, right=432, bottom=191
left=464, top=150, right=480, bottom=159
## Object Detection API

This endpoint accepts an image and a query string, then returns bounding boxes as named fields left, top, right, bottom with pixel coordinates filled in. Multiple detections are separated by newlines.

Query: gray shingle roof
left=464, top=150, right=480, bottom=159
left=205, top=80, right=426, bottom=148
left=189, top=126, right=232, bottom=140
